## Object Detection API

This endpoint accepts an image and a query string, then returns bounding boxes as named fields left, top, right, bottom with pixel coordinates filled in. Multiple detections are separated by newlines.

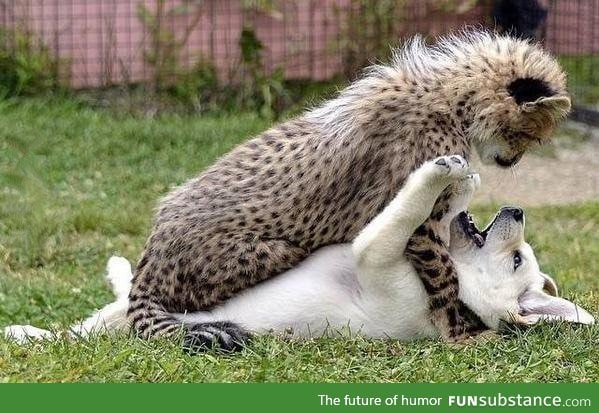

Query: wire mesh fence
left=0, top=0, right=598, bottom=118
left=544, top=0, right=599, bottom=123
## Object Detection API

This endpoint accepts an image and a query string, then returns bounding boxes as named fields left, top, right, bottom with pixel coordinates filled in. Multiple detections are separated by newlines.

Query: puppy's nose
left=503, top=207, right=524, bottom=222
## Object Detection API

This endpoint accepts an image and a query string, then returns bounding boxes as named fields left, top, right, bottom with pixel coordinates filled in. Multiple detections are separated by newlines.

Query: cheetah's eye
left=513, top=250, right=522, bottom=271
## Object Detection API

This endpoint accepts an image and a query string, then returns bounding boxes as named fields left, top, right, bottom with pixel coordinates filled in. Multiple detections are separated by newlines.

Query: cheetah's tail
left=127, top=259, right=251, bottom=354
left=128, top=295, right=251, bottom=353
left=128, top=292, right=251, bottom=353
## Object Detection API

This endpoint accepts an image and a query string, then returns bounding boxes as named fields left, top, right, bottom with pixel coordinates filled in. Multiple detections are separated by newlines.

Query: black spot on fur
left=420, top=278, right=438, bottom=295
left=414, top=249, right=436, bottom=261
left=507, top=77, right=554, bottom=105
left=424, top=267, right=440, bottom=279
left=428, top=229, right=443, bottom=244
left=414, top=224, right=427, bottom=236
left=431, top=295, right=448, bottom=309
left=431, top=210, right=445, bottom=221
left=446, top=307, right=458, bottom=327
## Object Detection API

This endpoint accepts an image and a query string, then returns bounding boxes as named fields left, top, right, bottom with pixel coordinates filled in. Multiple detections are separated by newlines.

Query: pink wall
left=2, top=0, right=354, bottom=87
left=1, top=0, right=597, bottom=89
left=544, top=0, right=599, bottom=55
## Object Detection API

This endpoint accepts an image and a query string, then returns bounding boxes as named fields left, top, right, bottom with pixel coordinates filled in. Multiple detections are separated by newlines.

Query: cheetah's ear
left=507, top=77, right=571, bottom=114
left=522, top=96, right=571, bottom=114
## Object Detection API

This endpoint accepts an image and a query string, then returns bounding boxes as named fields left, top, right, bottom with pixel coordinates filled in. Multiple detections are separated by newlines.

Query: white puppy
left=5, top=156, right=594, bottom=347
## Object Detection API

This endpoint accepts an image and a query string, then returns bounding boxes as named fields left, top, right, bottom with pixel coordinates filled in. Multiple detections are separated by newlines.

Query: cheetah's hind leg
left=405, top=172, right=489, bottom=342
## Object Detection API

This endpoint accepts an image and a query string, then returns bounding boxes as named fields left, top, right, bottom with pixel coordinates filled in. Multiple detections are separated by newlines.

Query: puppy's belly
left=176, top=244, right=438, bottom=340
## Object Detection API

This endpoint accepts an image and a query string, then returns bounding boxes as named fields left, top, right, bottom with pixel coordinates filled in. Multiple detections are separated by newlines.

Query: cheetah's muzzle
left=494, top=153, right=522, bottom=168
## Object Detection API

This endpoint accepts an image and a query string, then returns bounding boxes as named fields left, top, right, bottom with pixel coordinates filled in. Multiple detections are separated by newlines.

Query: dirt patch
left=472, top=122, right=599, bottom=207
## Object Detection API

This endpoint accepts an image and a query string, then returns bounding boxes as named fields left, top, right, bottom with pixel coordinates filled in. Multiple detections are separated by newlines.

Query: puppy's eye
left=513, top=251, right=522, bottom=270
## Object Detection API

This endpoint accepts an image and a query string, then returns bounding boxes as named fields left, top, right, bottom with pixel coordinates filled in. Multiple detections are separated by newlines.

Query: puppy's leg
left=4, top=256, right=133, bottom=344
left=406, top=175, right=488, bottom=342
left=4, top=325, right=53, bottom=344
left=352, top=155, right=469, bottom=269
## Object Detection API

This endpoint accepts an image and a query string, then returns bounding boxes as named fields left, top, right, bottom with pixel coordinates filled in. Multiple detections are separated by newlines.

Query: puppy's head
left=466, top=36, right=571, bottom=167
left=449, top=207, right=594, bottom=330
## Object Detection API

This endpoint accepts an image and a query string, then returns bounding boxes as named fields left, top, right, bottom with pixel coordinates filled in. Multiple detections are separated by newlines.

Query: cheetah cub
left=6, top=156, right=593, bottom=349
left=111, top=31, right=572, bottom=349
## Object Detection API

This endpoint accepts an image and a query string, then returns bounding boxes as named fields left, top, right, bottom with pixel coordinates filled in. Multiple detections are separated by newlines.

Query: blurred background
left=0, top=0, right=598, bottom=119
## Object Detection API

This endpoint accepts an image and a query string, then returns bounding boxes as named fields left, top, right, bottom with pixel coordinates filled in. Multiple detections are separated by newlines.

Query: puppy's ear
left=540, top=272, right=559, bottom=297
left=518, top=290, right=594, bottom=325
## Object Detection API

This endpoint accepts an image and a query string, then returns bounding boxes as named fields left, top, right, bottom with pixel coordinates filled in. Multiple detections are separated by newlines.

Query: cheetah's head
left=447, top=206, right=593, bottom=330
left=467, top=39, right=571, bottom=168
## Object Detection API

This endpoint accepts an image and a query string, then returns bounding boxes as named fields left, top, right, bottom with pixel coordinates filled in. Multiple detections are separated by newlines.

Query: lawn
left=0, top=98, right=597, bottom=382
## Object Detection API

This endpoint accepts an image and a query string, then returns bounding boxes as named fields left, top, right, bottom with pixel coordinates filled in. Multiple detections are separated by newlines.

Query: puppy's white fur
left=4, top=157, right=593, bottom=344
left=5, top=257, right=132, bottom=342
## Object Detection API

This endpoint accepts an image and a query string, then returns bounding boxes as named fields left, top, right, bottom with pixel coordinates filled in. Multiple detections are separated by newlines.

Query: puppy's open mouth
left=457, top=211, right=487, bottom=248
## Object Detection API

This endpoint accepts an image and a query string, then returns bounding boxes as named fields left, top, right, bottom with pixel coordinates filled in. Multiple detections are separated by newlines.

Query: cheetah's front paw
left=419, top=155, right=470, bottom=188
left=433, top=155, right=469, bottom=177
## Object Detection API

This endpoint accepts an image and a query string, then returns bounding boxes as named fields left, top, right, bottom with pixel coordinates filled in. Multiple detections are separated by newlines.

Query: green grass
left=0, top=98, right=597, bottom=382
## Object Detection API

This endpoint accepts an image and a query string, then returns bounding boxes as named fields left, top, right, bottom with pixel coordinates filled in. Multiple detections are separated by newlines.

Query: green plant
left=241, top=0, right=283, bottom=19
left=0, top=28, right=61, bottom=97
left=166, top=58, right=219, bottom=111
left=559, top=55, right=599, bottom=106
left=434, top=0, right=479, bottom=14
left=137, top=0, right=204, bottom=92
left=134, top=1, right=299, bottom=117
left=337, top=0, right=481, bottom=77
left=236, top=26, right=290, bottom=119
left=337, top=0, right=405, bottom=77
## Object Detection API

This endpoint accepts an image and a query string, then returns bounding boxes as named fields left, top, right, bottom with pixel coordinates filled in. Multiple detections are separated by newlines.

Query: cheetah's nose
left=502, top=207, right=524, bottom=222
